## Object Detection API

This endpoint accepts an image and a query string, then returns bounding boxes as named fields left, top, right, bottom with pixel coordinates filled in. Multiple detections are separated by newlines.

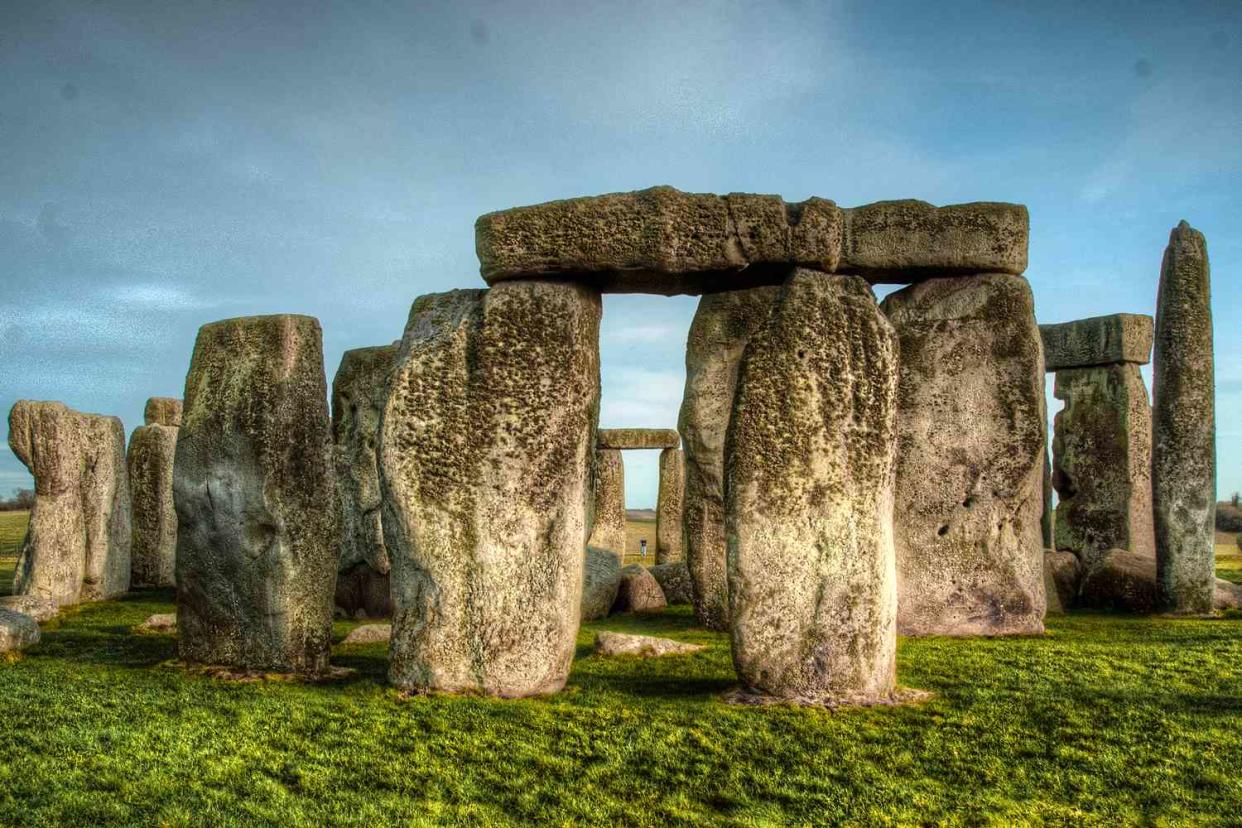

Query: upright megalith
left=726, top=269, right=900, bottom=705
left=587, top=448, right=626, bottom=556
left=1152, top=221, right=1216, bottom=614
left=655, top=447, right=684, bottom=563
left=332, top=343, right=400, bottom=618
left=128, top=401, right=180, bottom=588
left=678, top=285, right=781, bottom=630
left=8, top=401, right=131, bottom=607
left=881, top=273, right=1046, bottom=636
left=380, top=282, right=600, bottom=697
left=174, top=315, right=337, bottom=675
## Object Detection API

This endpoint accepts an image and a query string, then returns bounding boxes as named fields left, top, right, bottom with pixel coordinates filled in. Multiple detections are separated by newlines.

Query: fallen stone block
left=134, top=613, right=177, bottom=634
left=0, top=609, right=40, bottom=653
left=648, top=561, right=692, bottom=605
left=1078, top=548, right=1157, bottom=614
left=594, top=631, right=704, bottom=658
left=611, top=564, right=667, bottom=614
left=0, top=595, right=58, bottom=623
left=341, top=623, right=391, bottom=645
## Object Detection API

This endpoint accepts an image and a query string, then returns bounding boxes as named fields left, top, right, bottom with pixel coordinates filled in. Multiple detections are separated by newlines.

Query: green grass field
left=0, top=510, right=27, bottom=595
left=3, top=513, right=1242, bottom=824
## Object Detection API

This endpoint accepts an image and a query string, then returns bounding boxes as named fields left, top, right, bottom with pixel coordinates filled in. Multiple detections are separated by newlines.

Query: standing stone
left=587, top=448, right=626, bottom=556
left=881, top=274, right=1046, bottom=636
left=128, top=417, right=179, bottom=588
left=678, top=285, right=781, bottom=631
left=1052, top=365, right=1154, bottom=567
left=380, top=282, right=600, bottom=697
left=655, top=448, right=684, bottom=563
left=332, top=344, right=400, bottom=618
left=1041, top=446, right=1055, bottom=549
left=8, top=401, right=131, bottom=607
left=144, top=397, right=183, bottom=427
left=1152, top=221, right=1216, bottom=614
left=174, top=315, right=337, bottom=675
left=727, top=270, right=899, bottom=705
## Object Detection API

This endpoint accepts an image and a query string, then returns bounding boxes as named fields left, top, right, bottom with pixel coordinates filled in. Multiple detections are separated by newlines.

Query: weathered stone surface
left=476, top=186, right=843, bottom=294
left=0, top=609, right=40, bottom=653
left=655, top=448, right=684, bottom=563
left=1044, top=550, right=1082, bottom=613
left=0, top=595, right=58, bottom=623
left=8, top=401, right=131, bottom=607
left=1040, top=314, right=1153, bottom=370
left=1078, top=548, right=1157, bottom=614
left=380, top=283, right=600, bottom=697
left=727, top=270, right=900, bottom=705
left=128, top=422, right=178, bottom=587
left=611, top=564, right=667, bottom=614
left=1052, top=365, right=1154, bottom=568
left=1041, top=447, right=1055, bottom=549
left=332, top=343, right=400, bottom=619
left=1152, top=221, right=1216, bottom=615
left=649, top=561, right=693, bottom=605
left=1215, top=579, right=1242, bottom=611
left=881, top=273, right=1046, bottom=636
left=842, top=200, right=1028, bottom=281
left=679, top=285, right=781, bottom=630
left=342, top=623, right=391, bottom=645
left=174, top=314, right=337, bottom=675
left=597, top=428, right=680, bottom=450
left=587, top=449, right=626, bottom=556
left=144, top=397, right=183, bottom=427
left=134, top=613, right=177, bottom=634
left=594, top=631, right=704, bottom=658
left=582, top=547, right=622, bottom=621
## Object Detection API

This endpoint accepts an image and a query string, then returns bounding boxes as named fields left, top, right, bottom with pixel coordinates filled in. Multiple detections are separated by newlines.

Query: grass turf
left=2, top=515, right=1242, bottom=824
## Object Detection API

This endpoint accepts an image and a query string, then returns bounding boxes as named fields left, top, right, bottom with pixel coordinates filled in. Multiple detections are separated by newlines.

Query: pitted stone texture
left=679, top=285, right=781, bottom=631
left=582, top=547, right=622, bottom=621
left=842, top=200, right=1028, bottom=281
left=587, top=449, right=626, bottom=556
left=1041, top=447, right=1055, bottom=549
left=1040, top=314, right=1153, bottom=371
left=1044, top=550, right=1082, bottom=613
left=174, top=314, right=337, bottom=675
left=1078, top=548, right=1158, bottom=614
left=727, top=270, right=900, bottom=706
left=594, top=632, right=704, bottom=658
left=882, top=274, right=1046, bottom=637
left=611, top=564, right=667, bottom=614
left=0, top=609, right=40, bottom=653
left=477, top=186, right=842, bottom=294
left=649, top=561, right=693, bottom=605
left=380, top=283, right=600, bottom=697
left=597, top=428, right=680, bottom=449
left=0, top=595, right=58, bottom=623
left=332, top=343, right=400, bottom=618
left=144, top=397, right=183, bottom=427
left=8, top=401, right=131, bottom=607
left=1152, top=222, right=1216, bottom=615
left=1052, top=365, right=1154, bottom=567
left=655, top=448, right=685, bottom=564
left=128, top=423, right=178, bottom=587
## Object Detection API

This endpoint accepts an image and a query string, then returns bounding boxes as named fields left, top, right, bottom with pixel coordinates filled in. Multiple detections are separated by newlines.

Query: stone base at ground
left=0, top=609, right=41, bottom=653
left=648, top=562, right=692, bottom=605
left=582, top=547, right=623, bottom=621
left=1078, top=549, right=1158, bottom=614
left=611, top=564, right=667, bottom=614
left=594, top=632, right=704, bottom=658
left=1044, top=550, right=1082, bottom=613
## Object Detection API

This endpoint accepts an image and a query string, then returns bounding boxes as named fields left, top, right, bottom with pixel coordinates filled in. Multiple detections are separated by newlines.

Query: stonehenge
left=331, top=343, right=400, bottom=618
left=8, top=400, right=132, bottom=607
left=1152, top=221, right=1216, bottom=615
left=174, top=314, right=338, bottom=675
left=128, top=397, right=181, bottom=588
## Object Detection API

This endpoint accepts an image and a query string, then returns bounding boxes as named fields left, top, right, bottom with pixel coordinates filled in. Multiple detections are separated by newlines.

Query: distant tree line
left=0, top=488, right=34, bottom=511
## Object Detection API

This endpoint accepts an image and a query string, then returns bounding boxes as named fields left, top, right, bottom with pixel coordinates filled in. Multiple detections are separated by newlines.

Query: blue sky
left=0, top=0, right=1238, bottom=507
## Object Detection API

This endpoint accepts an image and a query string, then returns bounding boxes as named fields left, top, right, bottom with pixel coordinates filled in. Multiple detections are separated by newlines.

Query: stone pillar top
left=144, top=397, right=183, bottom=427
left=597, top=428, right=680, bottom=449
left=1040, top=313, right=1153, bottom=371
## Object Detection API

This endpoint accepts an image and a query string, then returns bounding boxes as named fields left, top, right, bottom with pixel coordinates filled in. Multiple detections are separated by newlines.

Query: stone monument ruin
left=128, top=397, right=182, bottom=587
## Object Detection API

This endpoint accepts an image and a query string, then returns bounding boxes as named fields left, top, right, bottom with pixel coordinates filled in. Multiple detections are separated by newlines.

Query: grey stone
left=1040, top=314, right=1153, bottom=370
left=655, top=448, right=684, bottom=563
left=8, top=401, right=131, bottom=607
left=476, top=186, right=843, bottom=294
left=174, top=314, right=338, bottom=675
left=727, top=270, right=900, bottom=706
left=0, top=595, right=58, bottom=623
left=144, top=397, right=183, bottom=427
left=611, top=564, right=666, bottom=614
left=841, top=199, right=1029, bottom=281
left=648, top=561, right=693, bottom=605
left=1041, top=446, right=1055, bottom=549
left=1214, top=579, right=1242, bottom=612
left=594, top=631, right=704, bottom=657
left=1044, top=550, right=1082, bottom=613
left=581, top=546, right=622, bottom=621
left=332, top=343, right=400, bottom=619
left=1078, top=548, right=1157, bottom=614
left=380, top=283, right=600, bottom=697
left=678, top=285, right=781, bottom=631
left=341, top=623, right=391, bottom=645
left=586, top=449, right=626, bottom=556
left=1152, top=221, right=1216, bottom=614
left=134, top=613, right=177, bottom=634
left=1052, top=365, right=1154, bottom=567
left=128, top=422, right=178, bottom=587
left=882, top=274, right=1046, bottom=636
left=0, top=609, right=40, bottom=653
left=597, top=428, right=680, bottom=450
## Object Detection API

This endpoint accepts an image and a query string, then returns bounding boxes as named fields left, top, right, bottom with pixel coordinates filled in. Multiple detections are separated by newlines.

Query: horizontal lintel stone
left=598, top=428, right=680, bottom=450
left=1040, top=313, right=1153, bottom=371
